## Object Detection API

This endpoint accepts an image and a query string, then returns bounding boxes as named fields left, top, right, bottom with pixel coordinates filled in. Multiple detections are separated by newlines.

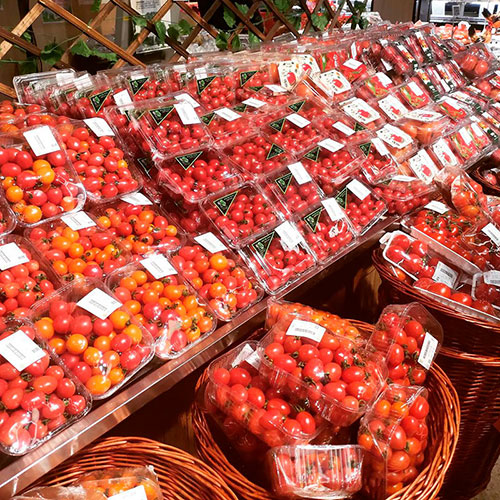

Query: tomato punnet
left=184, top=71, right=238, bottom=111
left=358, top=143, right=398, bottom=184
left=199, top=108, right=255, bottom=148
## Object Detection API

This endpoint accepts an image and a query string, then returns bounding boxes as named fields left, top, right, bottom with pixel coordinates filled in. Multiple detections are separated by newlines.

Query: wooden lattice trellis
left=0, top=0, right=354, bottom=98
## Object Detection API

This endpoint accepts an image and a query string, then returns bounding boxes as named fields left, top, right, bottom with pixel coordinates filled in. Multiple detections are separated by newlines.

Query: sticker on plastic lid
left=174, top=93, right=201, bottom=108
left=377, top=124, right=413, bottom=149
left=318, top=69, right=351, bottom=95
left=322, top=198, right=344, bottom=221
left=392, top=175, right=417, bottom=182
left=194, top=232, right=227, bottom=253
left=378, top=95, right=409, bottom=120
left=432, top=261, right=458, bottom=288
left=174, top=102, right=200, bottom=125
left=408, top=81, right=424, bottom=96
left=431, top=138, right=459, bottom=167
left=214, top=108, right=241, bottom=122
left=342, top=58, right=363, bottom=70
left=288, top=162, right=312, bottom=184
left=23, top=126, right=60, bottom=156
left=318, top=138, right=344, bottom=153
left=408, top=150, right=439, bottom=184
left=406, top=109, right=444, bottom=122
left=347, top=179, right=370, bottom=201
left=471, top=122, right=484, bottom=137
left=418, top=332, right=438, bottom=370
left=0, top=330, right=45, bottom=372
left=372, top=137, right=390, bottom=156
left=141, top=253, right=177, bottom=279
left=483, top=270, right=500, bottom=286
left=286, top=113, right=310, bottom=128
left=332, top=121, right=355, bottom=136
left=120, top=192, right=153, bottom=205
left=482, top=223, right=500, bottom=246
left=56, top=72, right=74, bottom=85
left=275, top=221, right=303, bottom=250
left=74, top=74, right=93, bottom=90
left=232, top=343, right=260, bottom=370
left=459, top=127, right=473, bottom=145
left=113, top=89, right=133, bottom=106
left=77, top=288, right=122, bottom=320
left=0, top=242, right=29, bottom=270
left=343, top=98, right=380, bottom=124
left=425, top=200, right=449, bottom=214
left=265, top=84, right=287, bottom=93
left=108, top=485, right=148, bottom=500
left=286, top=319, right=325, bottom=343
left=84, top=118, right=115, bottom=137
left=241, top=97, right=266, bottom=108
left=61, top=211, right=96, bottom=231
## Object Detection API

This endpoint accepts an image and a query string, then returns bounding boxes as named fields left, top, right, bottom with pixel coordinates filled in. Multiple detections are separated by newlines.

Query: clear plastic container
left=0, top=318, right=91, bottom=456
left=373, top=123, right=418, bottom=163
left=0, top=112, right=61, bottom=133
left=358, top=385, right=430, bottom=500
left=461, top=221, right=500, bottom=272
left=313, top=111, right=371, bottom=146
left=426, top=33, right=453, bottom=61
left=13, top=69, right=76, bottom=105
left=199, top=107, right=256, bottom=147
left=369, top=302, right=443, bottom=385
left=454, top=42, right=497, bottom=79
left=106, top=258, right=216, bottom=360
left=31, top=278, right=154, bottom=398
left=12, top=485, right=106, bottom=500
left=453, top=87, right=490, bottom=113
left=53, top=118, right=143, bottom=203
left=69, top=75, right=118, bottom=119
left=338, top=97, right=385, bottom=131
left=0, top=194, right=16, bottom=237
left=396, top=79, right=432, bottom=109
left=296, top=198, right=357, bottom=264
left=472, top=271, right=500, bottom=310
left=339, top=58, right=371, bottom=83
left=355, top=72, right=395, bottom=100
left=284, top=96, right=332, bottom=122
left=472, top=113, right=500, bottom=144
left=0, top=125, right=86, bottom=227
left=436, top=96, right=470, bottom=122
left=354, top=138, right=399, bottom=184
left=0, top=102, right=47, bottom=122
left=201, top=181, right=283, bottom=249
left=428, top=136, right=464, bottom=170
left=417, top=66, right=447, bottom=99
left=112, top=65, right=171, bottom=102
left=170, top=235, right=263, bottom=321
left=239, top=220, right=317, bottom=294
left=102, top=104, right=142, bottom=158
left=257, top=321, right=386, bottom=427
left=399, top=149, right=441, bottom=185
left=267, top=445, right=364, bottom=499
left=335, top=179, right=387, bottom=235
left=397, top=108, right=451, bottom=146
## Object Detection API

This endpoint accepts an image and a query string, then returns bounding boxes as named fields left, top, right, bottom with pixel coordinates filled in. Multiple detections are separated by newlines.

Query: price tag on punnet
left=0, top=330, right=45, bottom=372
left=432, top=261, right=459, bottom=289
left=275, top=221, right=304, bottom=251
left=286, top=318, right=326, bottom=343
left=77, top=288, right=122, bottom=320
left=141, top=253, right=177, bottom=280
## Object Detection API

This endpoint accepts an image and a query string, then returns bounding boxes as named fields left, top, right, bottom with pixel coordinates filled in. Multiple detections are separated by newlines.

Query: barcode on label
left=77, top=288, right=121, bottom=320
left=483, top=270, right=500, bottom=286
left=286, top=319, right=325, bottom=343
left=432, top=261, right=458, bottom=288
left=482, top=223, right=500, bottom=246
left=418, top=332, right=438, bottom=370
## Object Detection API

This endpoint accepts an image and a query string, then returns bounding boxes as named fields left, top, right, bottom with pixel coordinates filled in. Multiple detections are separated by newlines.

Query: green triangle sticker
left=89, top=89, right=112, bottom=113
left=269, top=118, right=285, bottom=132
left=129, top=76, right=149, bottom=95
left=304, top=147, right=320, bottom=162
left=354, top=123, right=366, bottom=132
left=288, top=100, right=306, bottom=113
left=197, top=76, right=216, bottom=94
left=335, top=187, right=348, bottom=209
left=359, top=142, right=372, bottom=156
left=303, top=207, right=323, bottom=233
left=240, top=71, right=257, bottom=87
left=175, top=150, right=204, bottom=170
left=248, top=86, right=263, bottom=92
left=252, top=231, right=276, bottom=258
left=137, top=157, right=153, bottom=178
left=274, top=172, right=293, bottom=194
left=267, top=143, right=285, bottom=160
left=149, top=106, right=174, bottom=126
left=233, top=104, right=247, bottom=113
left=201, top=112, right=215, bottom=125
left=213, top=190, right=238, bottom=215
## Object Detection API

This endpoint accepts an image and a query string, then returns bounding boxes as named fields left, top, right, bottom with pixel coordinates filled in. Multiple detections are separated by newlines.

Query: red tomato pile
left=200, top=110, right=254, bottom=147
left=473, top=274, right=500, bottom=308
left=186, top=73, right=238, bottom=111
left=373, top=178, right=434, bottom=215
left=0, top=101, right=44, bottom=122
left=359, top=145, right=398, bottom=184
left=265, top=114, right=322, bottom=154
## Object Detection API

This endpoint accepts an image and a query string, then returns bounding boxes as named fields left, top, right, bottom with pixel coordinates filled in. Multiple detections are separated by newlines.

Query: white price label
left=214, top=107, right=241, bottom=122
left=77, top=289, right=122, bottom=320
left=484, top=270, right=500, bottom=286
left=418, top=332, right=438, bottom=370
left=275, top=221, right=303, bottom=250
left=392, top=175, right=417, bottom=182
left=442, top=97, right=463, bottom=111
left=23, top=126, right=60, bottom=156
left=378, top=95, right=409, bottom=120
left=425, top=200, right=449, bottom=214
left=406, top=109, right=444, bottom=122
left=459, top=127, right=473, bottom=145
left=0, top=243, right=29, bottom=270
left=347, top=179, right=371, bottom=201
left=286, top=113, right=310, bottom=128
left=109, top=485, right=148, bottom=500
left=0, top=330, right=45, bottom=372
left=194, top=67, right=208, bottom=79
left=377, top=124, right=413, bottom=149
left=471, top=122, right=484, bottom=138
left=381, top=58, right=394, bottom=71
left=265, top=84, right=287, bottom=93
left=351, top=42, right=358, bottom=58
left=73, top=74, right=93, bottom=90
left=286, top=319, right=326, bottom=343
left=432, top=261, right=458, bottom=288
left=241, top=97, right=266, bottom=109
left=113, top=89, right=133, bottom=106
left=322, top=198, right=345, bottom=221
left=342, top=58, right=363, bottom=70
left=83, top=117, right=115, bottom=137
left=194, top=232, right=227, bottom=253
left=408, top=150, right=439, bottom=184
left=343, top=98, right=380, bottom=124
left=233, top=343, right=260, bottom=369
left=332, top=121, right=355, bottom=136
left=174, top=102, right=200, bottom=125
left=318, top=138, right=344, bottom=153
left=61, top=212, right=96, bottom=231
left=120, top=192, right=153, bottom=205
left=431, top=138, right=459, bottom=168
left=482, top=223, right=500, bottom=247
left=55, top=72, right=74, bottom=85
left=372, top=137, right=390, bottom=156
left=141, top=254, right=177, bottom=279
left=318, top=70, right=351, bottom=95
left=174, top=93, right=201, bottom=108
left=408, top=81, right=424, bottom=96
left=288, top=162, right=312, bottom=184
left=374, top=72, right=393, bottom=87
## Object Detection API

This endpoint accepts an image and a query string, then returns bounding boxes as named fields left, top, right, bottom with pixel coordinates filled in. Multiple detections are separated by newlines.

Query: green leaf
left=40, top=42, right=64, bottom=67
left=91, top=0, right=101, bottom=12
left=248, top=32, right=260, bottom=47
left=215, top=31, right=229, bottom=51
left=236, top=3, right=249, bottom=15
left=223, top=6, right=236, bottom=28
left=231, top=34, right=242, bottom=52
left=19, top=58, right=37, bottom=75
left=273, top=0, right=289, bottom=13
left=155, top=20, right=167, bottom=44
left=21, top=32, right=32, bottom=43
left=311, top=13, right=329, bottom=30
left=132, top=15, right=148, bottom=28
left=286, top=13, right=301, bottom=30
left=167, top=25, right=180, bottom=41
left=178, top=19, right=193, bottom=35
left=70, top=39, right=93, bottom=58
left=90, top=49, right=118, bottom=63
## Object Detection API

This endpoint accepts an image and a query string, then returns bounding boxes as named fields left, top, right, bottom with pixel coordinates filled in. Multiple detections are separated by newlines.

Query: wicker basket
left=373, top=249, right=500, bottom=499
left=35, top=436, right=238, bottom=500
left=471, top=159, right=500, bottom=196
left=190, top=320, right=460, bottom=500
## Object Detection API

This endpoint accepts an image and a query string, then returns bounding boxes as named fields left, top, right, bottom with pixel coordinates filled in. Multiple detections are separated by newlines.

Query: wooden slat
left=296, top=0, right=317, bottom=31
left=176, top=2, right=219, bottom=39
left=259, top=0, right=300, bottom=37
left=330, top=0, right=346, bottom=28
left=228, top=2, right=261, bottom=44
left=220, top=0, right=266, bottom=39
left=0, top=83, right=17, bottom=99
left=0, top=4, right=45, bottom=59
left=303, top=0, right=325, bottom=34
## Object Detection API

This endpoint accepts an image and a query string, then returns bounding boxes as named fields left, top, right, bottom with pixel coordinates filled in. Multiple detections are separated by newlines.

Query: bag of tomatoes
left=267, top=444, right=364, bottom=499
left=31, top=278, right=154, bottom=398
left=13, top=485, right=106, bottom=500
left=357, top=384, right=430, bottom=499
left=75, top=465, right=163, bottom=500
left=106, top=257, right=216, bottom=360
left=0, top=318, right=91, bottom=455
left=0, top=125, right=85, bottom=227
